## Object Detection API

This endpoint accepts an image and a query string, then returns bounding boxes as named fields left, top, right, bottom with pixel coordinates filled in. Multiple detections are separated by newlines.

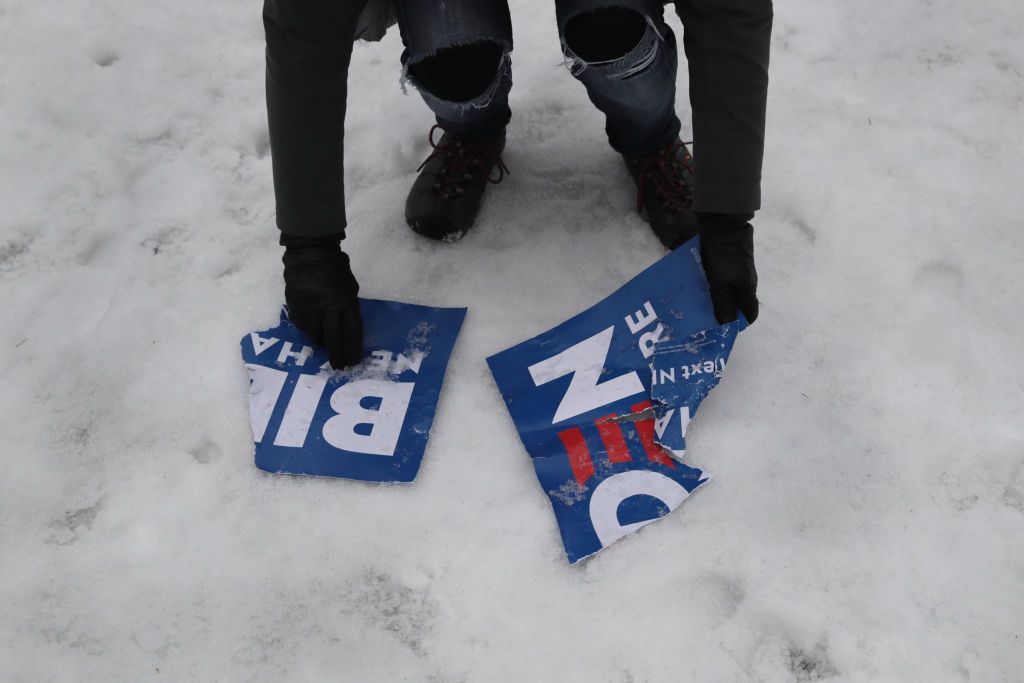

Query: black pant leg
left=675, top=0, right=772, bottom=214
left=264, top=0, right=367, bottom=237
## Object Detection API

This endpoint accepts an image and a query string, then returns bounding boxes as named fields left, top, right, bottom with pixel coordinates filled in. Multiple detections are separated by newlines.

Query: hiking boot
left=405, top=125, right=509, bottom=242
left=623, top=138, right=698, bottom=249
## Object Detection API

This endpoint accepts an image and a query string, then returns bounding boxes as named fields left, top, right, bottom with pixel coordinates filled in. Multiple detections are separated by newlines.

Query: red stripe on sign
left=596, top=415, right=632, bottom=464
left=630, top=400, right=675, bottom=469
left=558, top=427, right=595, bottom=486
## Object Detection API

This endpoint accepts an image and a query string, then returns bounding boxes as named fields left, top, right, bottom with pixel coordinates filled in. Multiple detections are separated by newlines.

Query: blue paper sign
left=241, top=300, right=466, bottom=483
left=487, top=239, right=740, bottom=563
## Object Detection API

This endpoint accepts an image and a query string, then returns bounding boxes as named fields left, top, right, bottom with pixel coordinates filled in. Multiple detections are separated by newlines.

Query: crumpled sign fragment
left=648, top=321, right=742, bottom=459
left=240, top=301, right=465, bottom=483
left=487, top=238, right=743, bottom=563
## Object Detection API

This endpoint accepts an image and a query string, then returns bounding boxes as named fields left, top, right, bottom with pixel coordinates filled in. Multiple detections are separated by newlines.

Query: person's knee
left=409, top=41, right=505, bottom=102
left=563, top=7, right=647, bottom=63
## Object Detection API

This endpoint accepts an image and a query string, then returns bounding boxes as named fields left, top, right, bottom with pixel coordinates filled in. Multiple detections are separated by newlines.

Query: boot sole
left=407, top=216, right=470, bottom=243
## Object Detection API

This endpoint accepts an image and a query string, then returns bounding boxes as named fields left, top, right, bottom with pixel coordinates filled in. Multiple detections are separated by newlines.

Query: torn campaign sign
left=487, top=239, right=743, bottom=563
left=241, top=301, right=466, bottom=483
left=647, top=320, right=742, bottom=459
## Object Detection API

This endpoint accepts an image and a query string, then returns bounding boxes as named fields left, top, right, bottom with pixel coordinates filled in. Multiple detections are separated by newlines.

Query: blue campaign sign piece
left=487, top=239, right=737, bottom=563
left=240, top=300, right=466, bottom=483
left=649, top=321, right=741, bottom=459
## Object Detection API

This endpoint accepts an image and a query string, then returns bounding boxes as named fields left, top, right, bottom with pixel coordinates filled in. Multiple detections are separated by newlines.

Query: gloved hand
left=697, top=212, right=759, bottom=324
left=280, top=232, right=364, bottom=369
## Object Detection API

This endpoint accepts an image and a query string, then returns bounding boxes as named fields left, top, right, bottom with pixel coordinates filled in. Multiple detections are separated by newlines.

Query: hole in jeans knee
left=409, top=41, right=504, bottom=102
left=565, top=7, right=647, bottom=63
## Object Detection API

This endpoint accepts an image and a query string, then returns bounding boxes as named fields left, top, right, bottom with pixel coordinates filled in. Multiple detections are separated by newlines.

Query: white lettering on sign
left=588, top=470, right=691, bottom=548
left=369, top=350, right=392, bottom=373
left=678, top=358, right=726, bottom=381
left=247, top=367, right=417, bottom=456
left=369, top=350, right=425, bottom=376
left=277, top=341, right=313, bottom=366
left=391, top=351, right=424, bottom=375
left=273, top=373, right=328, bottom=447
left=638, top=323, right=665, bottom=359
left=246, top=364, right=288, bottom=443
left=652, top=358, right=727, bottom=385
left=654, top=408, right=675, bottom=440
left=624, top=300, right=665, bottom=359
left=625, top=301, right=658, bottom=335
left=653, top=406, right=691, bottom=441
left=322, top=379, right=415, bottom=456
left=678, top=406, right=691, bottom=437
left=250, top=334, right=279, bottom=356
left=528, top=326, right=645, bottom=425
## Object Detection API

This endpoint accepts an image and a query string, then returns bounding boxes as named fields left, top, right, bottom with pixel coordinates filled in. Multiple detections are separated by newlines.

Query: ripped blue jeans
left=396, top=0, right=772, bottom=213
left=396, top=0, right=679, bottom=155
left=396, top=0, right=514, bottom=143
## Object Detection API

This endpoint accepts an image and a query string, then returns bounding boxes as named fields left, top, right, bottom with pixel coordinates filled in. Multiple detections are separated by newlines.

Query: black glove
left=697, top=212, right=759, bottom=324
left=280, top=232, right=364, bottom=369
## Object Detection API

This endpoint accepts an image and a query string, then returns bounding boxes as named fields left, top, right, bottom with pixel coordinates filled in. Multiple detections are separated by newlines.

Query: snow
left=2, top=0, right=1023, bottom=680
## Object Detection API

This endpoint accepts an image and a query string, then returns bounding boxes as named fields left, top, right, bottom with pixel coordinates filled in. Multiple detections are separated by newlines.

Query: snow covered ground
left=2, top=0, right=1023, bottom=680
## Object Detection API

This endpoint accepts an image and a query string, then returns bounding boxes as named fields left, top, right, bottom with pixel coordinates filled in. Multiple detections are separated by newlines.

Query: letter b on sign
left=323, top=379, right=415, bottom=456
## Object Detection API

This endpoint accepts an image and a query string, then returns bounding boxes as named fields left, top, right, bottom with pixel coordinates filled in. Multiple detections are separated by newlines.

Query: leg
left=396, top=0, right=514, bottom=241
left=675, top=0, right=772, bottom=213
left=556, top=0, right=680, bottom=155
left=674, top=0, right=771, bottom=324
left=265, top=1, right=368, bottom=367
left=556, top=0, right=697, bottom=248
left=264, top=0, right=367, bottom=237
left=396, top=0, right=513, bottom=142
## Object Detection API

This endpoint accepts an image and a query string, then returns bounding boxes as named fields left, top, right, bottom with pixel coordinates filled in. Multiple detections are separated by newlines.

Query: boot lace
left=416, top=125, right=510, bottom=199
left=632, top=139, right=694, bottom=214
